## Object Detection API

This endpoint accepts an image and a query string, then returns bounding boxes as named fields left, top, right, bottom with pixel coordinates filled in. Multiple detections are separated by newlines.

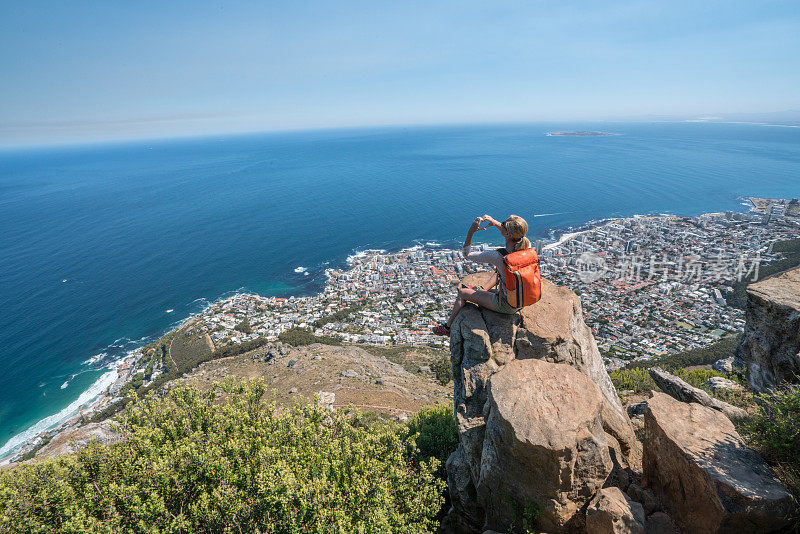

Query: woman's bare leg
left=461, top=287, right=498, bottom=311
left=446, top=294, right=466, bottom=327
left=447, top=287, right=498, bottom=327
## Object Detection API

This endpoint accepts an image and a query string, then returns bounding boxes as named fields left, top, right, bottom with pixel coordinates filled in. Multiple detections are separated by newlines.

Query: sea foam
left=0, top=366, right=120, bottom=464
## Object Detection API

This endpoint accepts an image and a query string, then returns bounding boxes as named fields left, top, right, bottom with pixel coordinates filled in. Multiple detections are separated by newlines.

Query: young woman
left=432, top=214, right=531, bottom=336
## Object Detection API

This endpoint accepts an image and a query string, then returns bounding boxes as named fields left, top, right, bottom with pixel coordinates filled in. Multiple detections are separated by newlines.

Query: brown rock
left=447, top=275, right=641, bottom=532
left=626, top=483, right=659, bottom=515
left=477, top=359, right=613, bottom=533
left=648, top=367, right=748, bottom=420
left=643, top=391, right=796, bottom=533
left=586, top=487, right=645, bottom=534
left=453, top=274, right=640, bottom=467
left=644, top=512, right=678, bottom=534
left=737, top=267, right=800, bottom=392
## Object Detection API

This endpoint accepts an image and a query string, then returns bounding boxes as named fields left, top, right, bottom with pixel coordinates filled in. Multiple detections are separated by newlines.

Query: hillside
left=170, top=342, right=453, bottom=418
left=4, top=271, right=800, bottom=532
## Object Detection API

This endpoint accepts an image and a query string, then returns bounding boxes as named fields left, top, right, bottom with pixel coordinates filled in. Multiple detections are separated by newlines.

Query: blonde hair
left=504, top=215, right=531, bottom=252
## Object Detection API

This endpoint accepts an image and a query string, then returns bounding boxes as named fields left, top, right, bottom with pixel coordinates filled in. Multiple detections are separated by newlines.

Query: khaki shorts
left=491, top=290, right=522, bottom=315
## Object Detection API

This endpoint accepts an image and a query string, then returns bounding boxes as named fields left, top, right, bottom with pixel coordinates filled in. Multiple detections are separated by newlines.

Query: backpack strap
left=499, top=246, right=544, bottom=263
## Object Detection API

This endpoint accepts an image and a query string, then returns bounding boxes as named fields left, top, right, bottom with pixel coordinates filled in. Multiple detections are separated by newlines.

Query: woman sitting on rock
left=432, top=214, right=532, bottom=336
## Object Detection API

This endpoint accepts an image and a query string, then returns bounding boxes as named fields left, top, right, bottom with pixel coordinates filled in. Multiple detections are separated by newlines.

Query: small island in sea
left=546, top=131, right=615, bottom=137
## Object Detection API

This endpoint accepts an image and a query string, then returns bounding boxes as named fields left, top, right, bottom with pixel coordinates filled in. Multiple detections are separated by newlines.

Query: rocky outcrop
left=711, top=357, right=736, bottom=373
left=700, top=376, right=742, bottom=394
left=647, top=367, right=748, bottom=420
left=585, top=487, right=645, bottom=534
left=447, top=274, right=640, bottom=532
left=35, top=420, right=122, bottom=460
left=477, top=359, right=613, bottom=532
left=737, top=267, right=800, bottom=392
left=643, top=391, right=796, bottom=533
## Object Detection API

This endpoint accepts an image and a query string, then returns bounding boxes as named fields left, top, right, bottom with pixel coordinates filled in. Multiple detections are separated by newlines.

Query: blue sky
left=1, top=1, right=798, bottom=146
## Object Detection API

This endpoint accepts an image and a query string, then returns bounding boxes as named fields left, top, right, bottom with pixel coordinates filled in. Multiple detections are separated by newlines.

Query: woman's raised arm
left=481, top=214, right=502, bottom=230
left=463, top=216, right=485, bottom=248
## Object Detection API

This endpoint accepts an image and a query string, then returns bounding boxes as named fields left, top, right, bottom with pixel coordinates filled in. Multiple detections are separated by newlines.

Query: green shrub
left=610, top=366, right=740, bottom=398
left=608, top=367, right=655, bottom=393
left=278, top=328, right=340, bottom=347
left=0, top=380, right=445, bottom=533
left=407, top=403, right=458, bottom=475
left=673, top=367, right=727, bottom=388
left=234, top=317, right=252, bottom=335
left=431, top=356, right=453, bottom=386
left=508, top=498, right=541, bottom=534
left=741, top=385, right=800, bottom=496
left=712, top=386, right=754, bottom=408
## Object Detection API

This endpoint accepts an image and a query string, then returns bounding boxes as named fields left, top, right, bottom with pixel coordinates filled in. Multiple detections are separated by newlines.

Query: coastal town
left=180, top=198, right=800, bottom=369
left=4, top=199, right=799, bottom=464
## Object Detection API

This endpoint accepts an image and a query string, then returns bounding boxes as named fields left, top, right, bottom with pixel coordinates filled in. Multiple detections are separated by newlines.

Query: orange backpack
left=499, top=247, right=542, bottom=308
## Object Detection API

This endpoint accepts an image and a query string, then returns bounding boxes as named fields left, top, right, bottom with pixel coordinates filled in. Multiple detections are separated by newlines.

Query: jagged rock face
left=447, top=275, right=640, bottom=531
left=643, top=392, right=796, bottom=534
left=737, top=267, right=800, bottom=392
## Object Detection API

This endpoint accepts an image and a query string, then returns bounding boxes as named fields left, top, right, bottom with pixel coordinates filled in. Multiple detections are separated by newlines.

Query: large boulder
left=737, top=267, right=800, bottom=392
left=643, top=391, right=796, bottom=533
left=451, top=273, right=640, bottom=467
left=447, top=274, right=640, bottom=531
left=648, top=367, right=748, bottom=420
left=712, top=357, right=735, bottom=373
left=585, top=487, right=645, bottom=534
left=477, top=358, right=613, bottom=532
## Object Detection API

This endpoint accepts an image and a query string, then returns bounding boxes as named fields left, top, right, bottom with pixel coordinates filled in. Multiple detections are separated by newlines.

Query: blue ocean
left=1, top=122, right=799, bottom=458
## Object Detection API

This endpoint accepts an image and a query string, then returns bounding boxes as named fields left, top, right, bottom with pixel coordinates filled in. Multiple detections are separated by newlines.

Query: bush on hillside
left=278, top=327, right=341, bottom=347
left=407, top=402, right=458, bottom=476
left=674, top=367, right=727, bottom=388
left=741, top=385, right=800, bottom=497
left=431, top=356, right=453, bottom=386
left=0, top=380, right=445, bottom=533
left=608, top=367, right=655, bottom=393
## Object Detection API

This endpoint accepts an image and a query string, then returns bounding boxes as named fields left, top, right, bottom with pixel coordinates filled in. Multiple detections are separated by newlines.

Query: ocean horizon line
left=4, top=116, right=795, bottom=152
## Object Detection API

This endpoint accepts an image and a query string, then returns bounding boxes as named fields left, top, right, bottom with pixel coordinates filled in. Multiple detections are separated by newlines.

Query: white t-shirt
left=462, top=245, right=507, bottom=292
